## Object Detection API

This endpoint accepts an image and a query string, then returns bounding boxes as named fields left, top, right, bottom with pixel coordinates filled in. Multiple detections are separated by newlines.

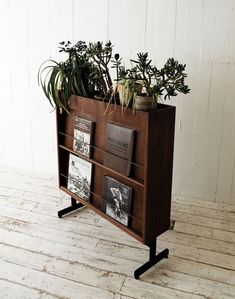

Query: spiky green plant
left=38, top=41, right=96, bottom=113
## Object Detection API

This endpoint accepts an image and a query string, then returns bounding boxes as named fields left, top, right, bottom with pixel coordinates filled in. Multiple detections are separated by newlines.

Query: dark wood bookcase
left=56, top=95, right=175, bottom=278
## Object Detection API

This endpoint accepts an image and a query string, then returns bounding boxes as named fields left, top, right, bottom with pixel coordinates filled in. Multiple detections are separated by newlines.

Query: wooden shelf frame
left=56, top=95, right=175, bottom=278
left=60, top=186, right=143, bottom=242
left=59, top=144, right=144, bottom=188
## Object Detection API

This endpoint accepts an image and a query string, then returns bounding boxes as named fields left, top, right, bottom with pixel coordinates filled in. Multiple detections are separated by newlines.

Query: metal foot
left=58, top=197, right=84, bottom=218
left=134, top=239, right=169, bottom=279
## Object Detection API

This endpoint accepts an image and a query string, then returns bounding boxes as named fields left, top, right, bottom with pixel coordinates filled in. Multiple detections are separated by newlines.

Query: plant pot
left=94, top=94, right=105, bottom=101
left=134, top=94, right=156, bottom=111
left=118, top=83, right=133, bottom=107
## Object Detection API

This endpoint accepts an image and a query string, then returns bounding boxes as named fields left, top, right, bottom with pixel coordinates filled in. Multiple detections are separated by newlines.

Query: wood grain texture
left=1, top=0, right=235, bottom=205
left=57, top=96, right=175, bottom=244
left=0, top=168, right=235, bottom=298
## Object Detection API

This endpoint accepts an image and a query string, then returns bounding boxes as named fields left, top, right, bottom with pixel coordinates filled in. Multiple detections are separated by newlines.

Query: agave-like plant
left=38, top=41, right=96, bottom=113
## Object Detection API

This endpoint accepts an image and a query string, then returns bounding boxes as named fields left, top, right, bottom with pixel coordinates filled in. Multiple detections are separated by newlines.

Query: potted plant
left=38, top=41, right=190, bottom=114
left=38, top=40, right=118, bottom=114
left=115, top=65, right=142, bottom=108
left=38, top=41, right=97, bottom=114
left=110, top=54, right=141, bottom=109
left=87, top=41, right=114, bottom=99
left=118, top=52, right=190, bottom=111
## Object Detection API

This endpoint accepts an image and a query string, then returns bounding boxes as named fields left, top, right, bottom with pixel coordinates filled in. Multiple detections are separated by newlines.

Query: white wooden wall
left=0, top=0, right=235, bottom=205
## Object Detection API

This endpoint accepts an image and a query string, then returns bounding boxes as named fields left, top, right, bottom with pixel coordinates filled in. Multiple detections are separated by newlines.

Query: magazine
left=67, top=153, right=92, bottom=201
left=103, top=176, right=132, bottom=226
left=73, top=116, right=94, bottom=158
left=103, top=123, right=135, bottom=176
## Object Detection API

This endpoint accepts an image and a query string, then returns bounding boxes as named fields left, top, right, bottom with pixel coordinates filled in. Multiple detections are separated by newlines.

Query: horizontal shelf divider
left=59, top=131, right=144, bottom=169
left=60, top=173, right=143, bottom=225
left=59, top=144, right=144, bottom=187
left=60, top=185, right=143, bottom=242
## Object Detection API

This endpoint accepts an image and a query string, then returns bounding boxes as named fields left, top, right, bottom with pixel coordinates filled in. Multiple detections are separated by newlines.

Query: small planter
left=94, top=94, right=105, bottom=101
left=118, top=83, right=133, bottom=107
left=134, top=94, right=156, bottom=111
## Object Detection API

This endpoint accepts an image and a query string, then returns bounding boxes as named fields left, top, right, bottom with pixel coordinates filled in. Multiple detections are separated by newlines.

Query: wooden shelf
left=60, top=172, right=143, bottom=223
left=58, top=144, right=144, bottom=188
left=60, top=186, right=143, bottom=243
left=56, top=95, right=175, bottom=245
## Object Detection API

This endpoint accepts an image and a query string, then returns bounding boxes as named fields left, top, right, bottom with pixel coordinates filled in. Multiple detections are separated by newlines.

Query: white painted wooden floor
left=0, top=167, right=235, bottom=299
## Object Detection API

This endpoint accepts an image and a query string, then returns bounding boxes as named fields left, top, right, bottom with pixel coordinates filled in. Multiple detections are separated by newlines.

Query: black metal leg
left=134, top=238, right=169, bottom=279
left=58, top=197, right=84, bottom=218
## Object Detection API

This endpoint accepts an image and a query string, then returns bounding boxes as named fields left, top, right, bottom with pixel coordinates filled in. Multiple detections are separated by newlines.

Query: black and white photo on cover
left=68, top=154, right=92, bottom=201
left=103, top=176, right=132, bottom=226
left=73, top=129, right=90, bottom=157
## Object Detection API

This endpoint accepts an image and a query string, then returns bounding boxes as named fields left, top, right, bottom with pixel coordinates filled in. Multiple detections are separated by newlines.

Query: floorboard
left=0, top=168, right=235, bottom=298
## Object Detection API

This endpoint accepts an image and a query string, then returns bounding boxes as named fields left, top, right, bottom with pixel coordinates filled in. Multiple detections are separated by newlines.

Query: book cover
left=103, top=123, right=135, bottom=176
left=73, top=116, right=94, bottom=158
left=67, top=153, right=92, bottom=202
left=103, top=176, right=132, bottom=226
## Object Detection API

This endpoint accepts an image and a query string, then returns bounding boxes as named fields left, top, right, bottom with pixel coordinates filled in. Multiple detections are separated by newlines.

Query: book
left=67, top=153, right=92, bottom=202
left=103, top=176, right=132, bottom=226
left=73, top=116, right=94, bottom=158
left=103, top=123, right=135, bottom=176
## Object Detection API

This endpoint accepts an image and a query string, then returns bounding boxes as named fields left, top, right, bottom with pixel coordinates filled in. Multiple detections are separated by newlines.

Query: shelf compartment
left=59, top=131, right=144, bottom=171
left=59, top=185, right=143, bottom=243
left=60, top=173, right=143, bottom=224
left=58, top=145, right=144, bottom=236
left=58, top=96, right=148, bottom=183
left=58, top=144, right=144, bottom=187
left=56, top=95, right=176, bottom=245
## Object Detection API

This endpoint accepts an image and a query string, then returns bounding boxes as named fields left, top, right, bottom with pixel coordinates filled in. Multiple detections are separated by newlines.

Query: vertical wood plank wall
left=0, top=0, right=235, bottom=205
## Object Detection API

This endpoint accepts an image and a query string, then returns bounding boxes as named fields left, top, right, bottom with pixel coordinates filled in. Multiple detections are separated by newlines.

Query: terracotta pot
left=134, top=94, right=156, bottom=111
